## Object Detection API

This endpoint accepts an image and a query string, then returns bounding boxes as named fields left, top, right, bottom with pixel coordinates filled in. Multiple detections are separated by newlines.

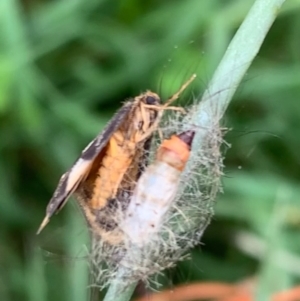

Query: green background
left=1, top=0, right=300, bottom=300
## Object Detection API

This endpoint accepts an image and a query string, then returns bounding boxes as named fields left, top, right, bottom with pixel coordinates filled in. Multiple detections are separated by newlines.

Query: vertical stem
left=192, top=0, right=286, bottom=130
left=102, top=268, right=137, bottom=301
left=186, top=0, right=287, bottom=175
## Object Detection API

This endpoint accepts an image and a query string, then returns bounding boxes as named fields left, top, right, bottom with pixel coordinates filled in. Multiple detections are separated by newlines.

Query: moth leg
left=137, top=112, right=162, bottom=142
left=140, top=102, right=150, bottom=132
left=137, top=103, right=188, bottom=143
left=158, top=128, right=163, bottom=142
left=143, top=105, right=186, bottom=114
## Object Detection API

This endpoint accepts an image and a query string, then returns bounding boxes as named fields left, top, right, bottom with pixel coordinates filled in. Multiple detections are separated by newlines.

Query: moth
left=121, top=130, right=195, bottom=246
left=37, top=75, right=196, bottom=244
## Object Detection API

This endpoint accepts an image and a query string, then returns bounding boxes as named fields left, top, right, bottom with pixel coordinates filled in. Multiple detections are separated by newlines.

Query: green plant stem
left=102, top=268, right=137, bottom=301
left=193, top=0, right=286, bottom=129
left=102, top=0, right=286, bottom=301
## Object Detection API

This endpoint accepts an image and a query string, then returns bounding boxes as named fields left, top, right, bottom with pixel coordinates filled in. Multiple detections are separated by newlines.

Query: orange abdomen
left=89, top=131, right=136, bottom=209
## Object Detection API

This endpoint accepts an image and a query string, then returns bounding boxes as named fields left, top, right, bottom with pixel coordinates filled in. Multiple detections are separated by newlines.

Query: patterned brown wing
left=37, top=101, right=133, bottom=234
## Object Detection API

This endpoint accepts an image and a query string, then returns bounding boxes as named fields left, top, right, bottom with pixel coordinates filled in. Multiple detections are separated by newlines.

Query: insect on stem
left=37, top=74, right=196, bottom=244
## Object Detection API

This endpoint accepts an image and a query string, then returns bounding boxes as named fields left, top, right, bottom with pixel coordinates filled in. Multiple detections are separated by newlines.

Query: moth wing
left=37, top=101, right=133, bottom=234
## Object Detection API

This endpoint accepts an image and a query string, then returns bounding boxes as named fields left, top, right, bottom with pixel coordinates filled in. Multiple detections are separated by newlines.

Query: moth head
left=142, top=92, right=161, bottom=106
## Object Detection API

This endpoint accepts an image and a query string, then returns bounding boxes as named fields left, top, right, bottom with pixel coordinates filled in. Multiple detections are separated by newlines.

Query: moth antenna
left=36, top=215, right=50, bottom=235
left=164, top=74, right=196, bottom=107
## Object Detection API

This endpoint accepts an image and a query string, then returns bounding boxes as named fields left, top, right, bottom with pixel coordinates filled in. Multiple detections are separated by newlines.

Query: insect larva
left=121, top=130, right=195, bottom=246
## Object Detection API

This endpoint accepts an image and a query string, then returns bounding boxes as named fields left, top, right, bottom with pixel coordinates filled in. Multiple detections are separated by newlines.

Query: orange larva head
left=157, top=130, right=195, bottom=171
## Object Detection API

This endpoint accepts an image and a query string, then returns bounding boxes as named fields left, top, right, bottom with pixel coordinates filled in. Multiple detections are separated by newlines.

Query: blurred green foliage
left=1, top=0, right=300, bottom=300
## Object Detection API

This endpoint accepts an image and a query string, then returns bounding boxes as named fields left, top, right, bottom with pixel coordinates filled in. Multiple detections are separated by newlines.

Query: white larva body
left=122, top=161, right=181, bottom=245
left=121, top=130, right=195, bottom=246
